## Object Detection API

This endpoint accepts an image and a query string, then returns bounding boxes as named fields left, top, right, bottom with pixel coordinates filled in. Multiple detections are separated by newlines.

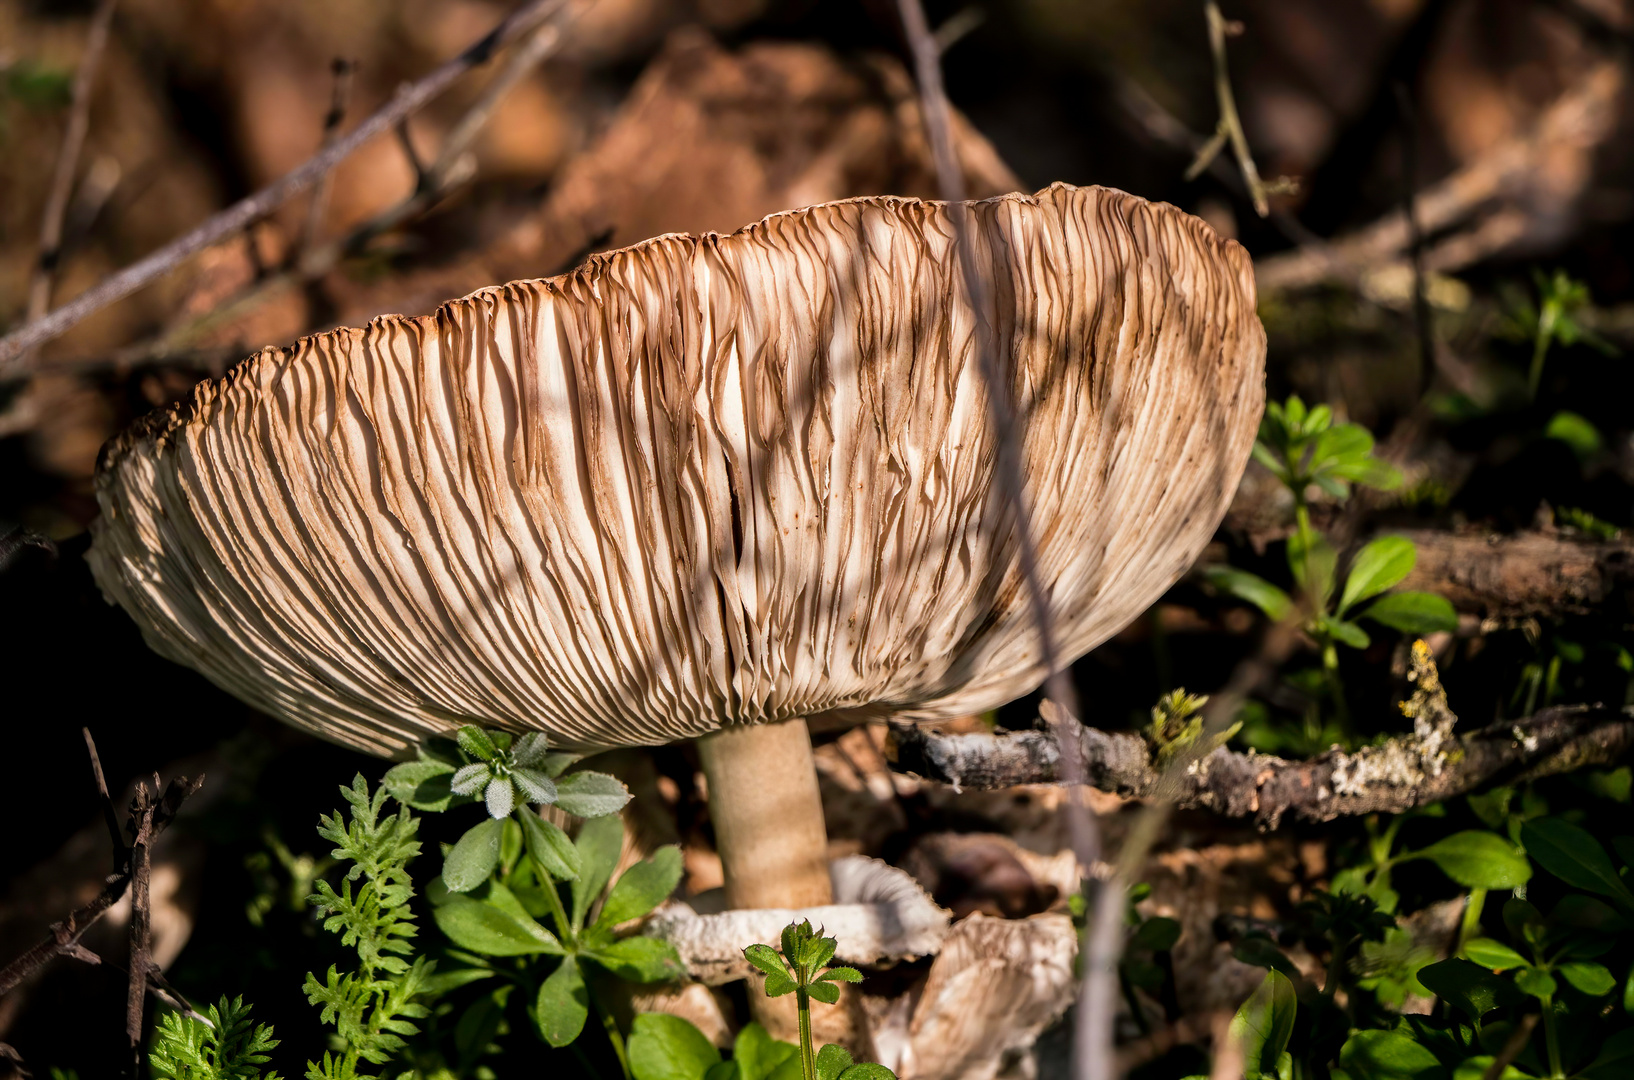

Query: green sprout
left=1502, top=268, right=1618, bottom=400
left=743, top=922, right=892, bottom=1080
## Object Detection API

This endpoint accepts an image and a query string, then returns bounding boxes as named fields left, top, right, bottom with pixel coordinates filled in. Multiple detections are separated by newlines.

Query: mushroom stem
left=697, top=719, right=832, bottom=909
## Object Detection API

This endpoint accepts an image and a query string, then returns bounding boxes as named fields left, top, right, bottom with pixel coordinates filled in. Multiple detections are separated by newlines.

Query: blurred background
left=4, top=0, right=1634, bottom=1074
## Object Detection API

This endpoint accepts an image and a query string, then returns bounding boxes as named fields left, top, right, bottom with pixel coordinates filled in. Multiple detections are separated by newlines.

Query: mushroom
left=88, top=182, right=1264, bottom=920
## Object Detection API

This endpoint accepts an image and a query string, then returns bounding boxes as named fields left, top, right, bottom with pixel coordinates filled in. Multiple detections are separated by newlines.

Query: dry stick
left=1394, top=82, right=1436, bottom=398
left=23, top=0, right=119, bottom=360
left=1186, top=2, right=1270, bottom=217
left=0, top=743, right=202, bottom=1001
left=890, top=700, right=1634, bottom=823
left=891, top=1, right=1104, bottom=1076
left=1481, top=1012, right=1539, bottom=1080
left=85, top=725, right=127, bottom=865
left=62, top=0, right=586, bottom=377
left=0, top=0, right=571, bottom=376
left=126, top=785, right=156, bottom=1066
left=297, top=59, right=358, bottom=263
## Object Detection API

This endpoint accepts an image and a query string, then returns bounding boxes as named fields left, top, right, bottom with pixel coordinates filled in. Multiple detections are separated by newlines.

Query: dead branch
left=0, top=736, right=201, bottom=1002
left=892, top=1, right=1104, bottom=1074
left=0, top=0, right=573, bottom=376
left=1255, top=63, right=1621, bottom=293
left=25, top=0, right=119, bottom=348
left=1398, top=528, right=1634, bottom=619
left=887, top=704, right=1632, bottom=830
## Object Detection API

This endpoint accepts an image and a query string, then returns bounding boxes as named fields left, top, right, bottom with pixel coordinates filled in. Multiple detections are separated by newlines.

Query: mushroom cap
left=89, top=183, right=1265, bottom=757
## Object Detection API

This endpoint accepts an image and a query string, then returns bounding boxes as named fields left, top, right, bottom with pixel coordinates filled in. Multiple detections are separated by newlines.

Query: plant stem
left=1457, top=888, right=1487, bottom=957
left=796, top=986, right=816, bottom=1080
left=536, top=851, right=576, bottom=946
left=1540, top=994, right=1563, bottom=1079
left=595, top=986, right=633, bottom=1080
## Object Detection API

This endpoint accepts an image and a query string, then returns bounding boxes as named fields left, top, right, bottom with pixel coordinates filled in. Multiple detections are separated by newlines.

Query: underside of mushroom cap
left=89, top=183, right=1265, bottom=757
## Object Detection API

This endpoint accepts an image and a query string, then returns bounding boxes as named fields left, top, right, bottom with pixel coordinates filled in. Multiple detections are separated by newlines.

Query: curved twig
left=0, top=0, right=571, bottom=376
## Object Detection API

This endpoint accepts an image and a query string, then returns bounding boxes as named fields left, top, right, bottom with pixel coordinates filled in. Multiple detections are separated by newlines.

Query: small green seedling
left=743, top=922, right=894, bottom=1080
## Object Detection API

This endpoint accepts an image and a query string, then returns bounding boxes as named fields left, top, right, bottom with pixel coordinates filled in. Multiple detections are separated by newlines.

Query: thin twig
left=16, top=0, right=587, bottom=383
left=1394, top=81, right=1436, bottom=397
left=23, top=0, right=119, bottom=363
left=126, top=786, right=155, bottom=1066
left=1187, top=2, right=1270, bottom=217
left=0, top=0, right=571, bottom=375
left=83, top=726, right=126, bottom=867
left=893, top=0, right=1103, bottom=1075
left=889, top=695, right=1634, bottom=825
left=0, top=749, right=201, bottom=1001
left=297, top=58, right=357, bottom=263
left=1481, top=1012, right=1539, bottom=1080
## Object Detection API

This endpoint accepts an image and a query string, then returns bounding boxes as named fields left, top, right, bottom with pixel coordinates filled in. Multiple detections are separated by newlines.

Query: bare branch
left=892, top=1, right=1105, bottom=1075
left=1188, top=1, right=1272, bottom=217
left=0, top=0, right=573, bottom=376
left=889, top=705, right=1633, bottom=829
left=23, top=0, right=119, bottom=363
left=297, top=58, right=358, bottom=262
left=1398, top=528, right=1634, bottom=619
left=0, top=764, right=201, bottom=1002
left=12, top=0, right=586, bottom=384
left=83, top=727, right=126, bottom=866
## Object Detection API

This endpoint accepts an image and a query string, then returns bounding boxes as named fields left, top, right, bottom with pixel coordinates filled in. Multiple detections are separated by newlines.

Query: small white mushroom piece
left=89, top=183, right=1265, bottom=914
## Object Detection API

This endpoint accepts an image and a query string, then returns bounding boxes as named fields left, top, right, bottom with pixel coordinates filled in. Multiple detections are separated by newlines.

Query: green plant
left=743, top=922, right=893, bottom=1080
left=384, top=727, right=683, bottom=1076
left=151, top=997, right=283, bottom=1080
left=1500, top=268, right=1617, bottom=400
left=1207, top=396, right=1457, bottom=730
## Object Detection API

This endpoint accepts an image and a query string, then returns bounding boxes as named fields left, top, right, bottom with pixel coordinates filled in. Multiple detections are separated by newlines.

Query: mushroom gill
left=89, top=182, right=1265, bottom=761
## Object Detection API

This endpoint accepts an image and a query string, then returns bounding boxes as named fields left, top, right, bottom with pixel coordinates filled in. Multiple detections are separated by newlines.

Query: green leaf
left=628, top=1014, right=721, bottom=1080
left=443, top=818, right=504, bottom=893
left=732, top=1023, right=798, bottom=1080
left=586, top=936, right=685, bottom=983
left=596, top=846, right=683, bottom=929
left=554, top=771, right=633, bottom=818
left=761, top=970, right=797, bottom=997
left=1558, top=961, right=1616, bottom=996
left=1336, top=1030, right=1446, bottom=1080
left=1361, top=592, right=1459, bottom=634
left=1339, top=537, right=1417, bottom=615
left=819, top=967, right=863, bottom=984
left=535, top=957, right=589, bottom=1047
left=1546, top=410, right=1603, bottom=459
left=807, top=981, right=841, bottom=1005
left=1311, top=422, right=1372, bottom=469
left=542, top=752, right=583, bottom=778
left=1450, top=1059, right=1534, bottom=1080
left=836, top=1065, right=896, bottom=1080
left=1414, top=832, right=1532, bottom=890
left=1203, top=566, right=1293, bottom=622
left=1580, top=1028, right=1634, bottom=1080
left=1289, top=529, right=1337, bottom=610
left=457, top=727, right=500, bottom=762
left=1323, top=616, right=1371, bottom=650
left=383, top=760, right=458, bottom=811
left=1464, top=938, right=1527, bottom=972
left=1416, top=959, right=1523, bottom=1020
left=1229, top=970, right=1297, bottom=1080
left=706, top=1062, right=740, bottom=1080
left=1514, top=967, right=1556, bottom=999
left=1521, top=818, right=1634, bottom=913
left=1133, top=917, right=1182, bottom=952
left=1232, top=937, right=1300, bottom=980
left=572, top=813, right=625, bottom=929
left=432, top=893, right=563, bottom=956
left=744, top=944, right=791, bottom=982
left=815, top=1044, right=853, bottom=1080
left=517, top=809, right=581, bottom=882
